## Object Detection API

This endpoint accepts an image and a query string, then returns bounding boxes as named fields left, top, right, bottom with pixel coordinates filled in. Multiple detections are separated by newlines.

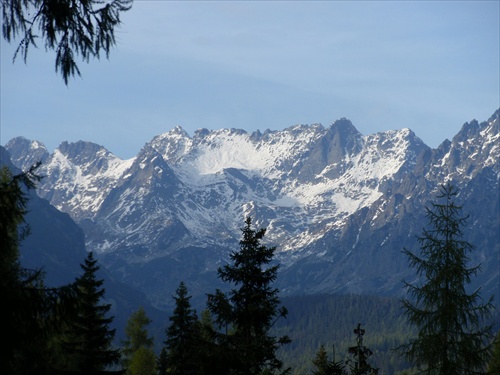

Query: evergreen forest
left=274, top=293, right=416, bottom=374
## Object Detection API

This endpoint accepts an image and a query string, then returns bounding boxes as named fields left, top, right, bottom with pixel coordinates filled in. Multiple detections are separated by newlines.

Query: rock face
left=5, top=110, right=499, bottom=309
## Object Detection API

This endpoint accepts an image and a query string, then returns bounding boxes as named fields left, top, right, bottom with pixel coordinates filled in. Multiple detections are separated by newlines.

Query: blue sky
left=1, top=1, right=499, bottom=159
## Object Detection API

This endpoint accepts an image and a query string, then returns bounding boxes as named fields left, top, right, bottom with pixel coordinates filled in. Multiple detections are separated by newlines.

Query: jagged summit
left=5, top=136, right=49, bottom=171
left=170, top=125, right=189, bottom=136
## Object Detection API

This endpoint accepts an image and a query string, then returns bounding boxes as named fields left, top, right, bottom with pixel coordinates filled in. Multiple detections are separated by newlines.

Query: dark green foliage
left=312, top=345, right=333, bottom=375
left=60, top=251, right=120, bottom=373
left=122, top=307, right=154, bottom=372
left=162, top=281, right=201, bottom=375
left=400, top=184, right=494, bottom=374
left=488, top=331, right=500, bottom=374
left=0, top=164, right=40, bottom=279
left=2, top=0, right=132, bottom=84
left=346, top=324, right=378, bottom=375
left=207, top=217, right=291, bottom=375
left=0, top=164, right=78, bottom=374
left=156, top=347, right=168, bottom=375
left=312, top=345, right=346, bottom=375
left=127, top=346, right=156, bottom=375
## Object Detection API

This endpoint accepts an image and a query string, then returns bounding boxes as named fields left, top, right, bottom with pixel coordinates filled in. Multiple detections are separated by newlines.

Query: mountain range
left=3, top=109, right=499, bottom=311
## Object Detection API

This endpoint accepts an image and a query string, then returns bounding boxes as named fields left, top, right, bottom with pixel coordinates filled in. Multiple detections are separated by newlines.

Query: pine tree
left=400, top=184, right=494, bottom=374
left=62, top=251, right=120, bottom=373
left=163, top=281, right=200, bottom=375
left=207, top=216, right=291, bottom=375
left=346, top=324, right=378, bottom=375
left=122, top=307, right=154, bottom=370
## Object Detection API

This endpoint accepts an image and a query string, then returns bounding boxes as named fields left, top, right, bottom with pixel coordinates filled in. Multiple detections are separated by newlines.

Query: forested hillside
left=274, top=293, right=498, bottom=374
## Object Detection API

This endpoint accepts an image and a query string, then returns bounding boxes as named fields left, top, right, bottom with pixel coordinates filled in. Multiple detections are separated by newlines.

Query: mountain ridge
left=5, top=110, right=499, bottom=309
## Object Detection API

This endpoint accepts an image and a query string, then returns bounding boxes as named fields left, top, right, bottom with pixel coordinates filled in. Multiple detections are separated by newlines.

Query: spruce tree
left=346, top=324, right=378, bottom=375
left=62, top=251, right=119, bottom=373
left=163, top=281, right=200, bottom=375
left=400, top=184, right=494, bottom=374
left=207, top=216, right=291, bottom=375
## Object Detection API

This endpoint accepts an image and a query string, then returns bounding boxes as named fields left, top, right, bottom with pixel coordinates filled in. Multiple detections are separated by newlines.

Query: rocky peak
left=4, top=136, right=49, bottom=172
left=58, top=140, right=107, bottom=161
left=127, top=145, right=178, bottom=187
left=325, top=118, right=363, bottom=160
left=193, top=128, right=211, bottom=140
left=149, top=127, right=193, bottom=164
left=426, top=110, right=500, bottom=182
left=170, top=125, right=190, bottom=137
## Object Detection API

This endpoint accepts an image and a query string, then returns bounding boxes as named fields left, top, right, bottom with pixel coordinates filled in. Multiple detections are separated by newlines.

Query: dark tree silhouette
left=0, top=164, right=76, bottom=374
left=162, top=281, right=200, bottom=375
left=2, top=0, right=132, bottom=84
left=207, top=216, right=291, bottom=375
left=312, top=344, right=346, bottom=375
left=346, top=324, right=378, bottom=375
left=61, top=251, right=119, bottom=373
left=400, top=184, right=494, bottom=374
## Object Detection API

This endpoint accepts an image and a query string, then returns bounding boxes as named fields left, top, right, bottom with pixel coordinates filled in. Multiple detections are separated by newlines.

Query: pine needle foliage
left=400, top=183, right=494, bottom=374
left=2, top=0, right=132, bottom=84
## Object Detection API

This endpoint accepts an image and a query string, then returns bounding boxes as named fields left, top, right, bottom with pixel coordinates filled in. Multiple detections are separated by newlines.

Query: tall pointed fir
left=207, top=216, right=291, bottom=375
left=162, top=281, right=201, bottom=375
left=61, top=251, right=120, bottom=373
left=400, top=184, right=494, bottom=374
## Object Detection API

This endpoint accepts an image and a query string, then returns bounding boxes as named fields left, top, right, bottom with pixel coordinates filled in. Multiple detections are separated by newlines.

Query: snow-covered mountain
left=5, top=110, right=499, bottom=309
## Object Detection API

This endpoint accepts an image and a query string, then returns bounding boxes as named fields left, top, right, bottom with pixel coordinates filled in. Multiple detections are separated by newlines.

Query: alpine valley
left=3, top=109, right=499, bottom=314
